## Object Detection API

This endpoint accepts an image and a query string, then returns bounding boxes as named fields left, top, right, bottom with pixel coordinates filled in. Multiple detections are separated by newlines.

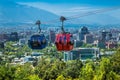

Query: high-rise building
left=106, top=40, right=117, bottom=49
left=97, top=40, right=106, bottom=49
left=0, top=42, right=4, bottom=49
left=101, top=30, right=107, bottom=42
left=117, top=33, right=120, bottom=41
left=84, top=34, right=94, bottom=44
left=108, top=32, right=112, bottom=40
left=19, top=38, right=26, bottom=45
left=9, top=32, right=19, bottom=41
left=49, top=30, right=55, bottom=43
left=0, top=34, right=10, bottom=41
left=74, top=40, right=83, bottom=48
left=106, top=32, right=112, bottom=41
left=79, top=26, right=89, bottom=41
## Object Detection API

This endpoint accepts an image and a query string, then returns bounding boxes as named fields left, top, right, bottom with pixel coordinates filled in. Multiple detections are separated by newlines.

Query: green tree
left=56, top=75, right=65, bottom=80
left=28, top=75, right=41, bottom=80
left=35, top=57, right=66, bottom=80
left=111, top=48, right=120, bottom=74
left=96, top=58, right=111, bottom=80
left=63, top=60, right=83, bottom=79
left=0, top=64, right=16, bottom=80
left=15, top=63, right=34, bottom=80
left=80, top=62, right=94, bottom=80
left=94, top=58, right=120, bottom=80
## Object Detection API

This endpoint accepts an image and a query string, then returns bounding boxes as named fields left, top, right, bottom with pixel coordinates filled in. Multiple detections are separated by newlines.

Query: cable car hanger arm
left=35, top=20, right=41, bottom=33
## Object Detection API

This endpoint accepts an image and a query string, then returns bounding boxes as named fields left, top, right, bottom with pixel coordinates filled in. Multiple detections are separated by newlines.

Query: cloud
left=60, top=7, right=100, bottom=15
left=14, top=0, right=120, bottom=7
left=19, top=2, right=101, bottom=16
left=18, top=2, right=120, bottom=24
left=18, top=2, right=67, bottom=15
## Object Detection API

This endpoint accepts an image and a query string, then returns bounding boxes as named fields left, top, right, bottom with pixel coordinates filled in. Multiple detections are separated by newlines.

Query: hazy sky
left=13, top=0, right=120, bottom=6
left=1, top=0, right=120, bottom=24
left=15, top=0, right=120, bottom=16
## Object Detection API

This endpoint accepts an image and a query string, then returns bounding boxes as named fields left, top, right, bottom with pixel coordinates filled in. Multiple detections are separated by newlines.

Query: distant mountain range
left=0, top=0, right=120, bottom=25
left=0, top=0, right=58, bottom=24
left=70, top=12, right=120, bottom=25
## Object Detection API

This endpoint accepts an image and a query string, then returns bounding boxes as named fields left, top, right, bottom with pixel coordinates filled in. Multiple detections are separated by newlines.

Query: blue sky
left=16, top=0, right=120, bottom=16
left=14, top=0, right=120, bottom=6
left=1, top=0, right=120, bottom=24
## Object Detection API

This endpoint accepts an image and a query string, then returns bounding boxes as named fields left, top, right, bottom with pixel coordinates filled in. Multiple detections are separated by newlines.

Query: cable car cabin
left=28, top=34, right=47, bottom=50
left=55, top=33, right=74, bottom=51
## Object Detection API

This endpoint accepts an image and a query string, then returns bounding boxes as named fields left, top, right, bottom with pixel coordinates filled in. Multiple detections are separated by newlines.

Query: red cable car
left=55, top=16, right=74, bottom=51
left=55, top=32, right=74, bottom=51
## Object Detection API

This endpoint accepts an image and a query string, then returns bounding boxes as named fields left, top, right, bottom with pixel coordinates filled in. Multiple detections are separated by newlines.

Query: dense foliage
left=0, top=42, right=120, bottom=80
